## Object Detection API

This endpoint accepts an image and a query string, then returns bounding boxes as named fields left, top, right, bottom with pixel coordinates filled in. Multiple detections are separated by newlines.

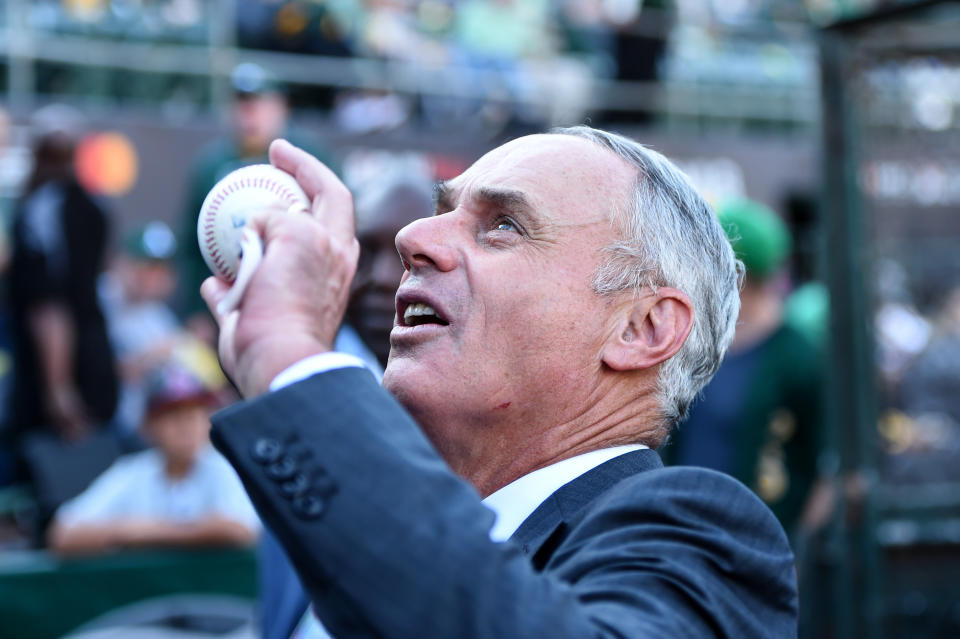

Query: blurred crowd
left=0, top=66, right=447, bottom=632
left=25, top=0, right=676, bottom=133
left=0, top=63, right=442, bottom=560
left=0, top=101, right=256, bottom=553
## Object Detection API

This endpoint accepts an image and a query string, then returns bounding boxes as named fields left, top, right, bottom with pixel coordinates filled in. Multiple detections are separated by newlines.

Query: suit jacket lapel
left=510, top=449, right=663, bottom=567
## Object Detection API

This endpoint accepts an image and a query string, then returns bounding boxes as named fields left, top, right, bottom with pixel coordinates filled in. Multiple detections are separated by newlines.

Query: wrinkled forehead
left=447, top=134, right=636, bottom=223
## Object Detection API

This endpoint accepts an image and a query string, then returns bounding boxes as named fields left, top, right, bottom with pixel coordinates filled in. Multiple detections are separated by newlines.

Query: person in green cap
left=175, top=63, right=338, bottom=344
left=102, top=221, right=183, bottom=442
left=660, top=197, right=823, bottom=536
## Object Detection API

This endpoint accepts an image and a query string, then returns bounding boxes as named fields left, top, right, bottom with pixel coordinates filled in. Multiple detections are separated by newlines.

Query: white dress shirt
left=274, top=353, right=647, bottom=638
left=483, top=444, right=647, bottom=541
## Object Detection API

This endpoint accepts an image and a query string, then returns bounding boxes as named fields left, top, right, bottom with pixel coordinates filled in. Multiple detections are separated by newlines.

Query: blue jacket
left=214, top=367, right=797, bottom=638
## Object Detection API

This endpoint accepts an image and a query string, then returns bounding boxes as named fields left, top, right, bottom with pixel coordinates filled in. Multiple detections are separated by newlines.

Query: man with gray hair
left=203, top=126, right=797, bottom=637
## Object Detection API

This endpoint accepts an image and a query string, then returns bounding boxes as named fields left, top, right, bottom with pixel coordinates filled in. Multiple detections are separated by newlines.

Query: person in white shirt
left=48, top=360, right=259, bottom=555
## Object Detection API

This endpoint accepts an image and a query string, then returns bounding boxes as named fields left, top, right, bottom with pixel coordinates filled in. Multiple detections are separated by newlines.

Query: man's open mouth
left=402, top=302, right=450, bottom=327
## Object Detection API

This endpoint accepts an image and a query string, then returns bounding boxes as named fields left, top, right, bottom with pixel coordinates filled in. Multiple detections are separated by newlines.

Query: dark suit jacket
left=212, top=367, right=798, bottom=638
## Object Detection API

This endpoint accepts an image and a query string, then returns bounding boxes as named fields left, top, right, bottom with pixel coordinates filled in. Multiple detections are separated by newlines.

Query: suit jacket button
left=292, top=494, right=326, bottom=520
left=251, top=438, right=283, bottom=464
left=267, top=456, right=297, bottom=481
left=280, top=473, right=310, bottom=498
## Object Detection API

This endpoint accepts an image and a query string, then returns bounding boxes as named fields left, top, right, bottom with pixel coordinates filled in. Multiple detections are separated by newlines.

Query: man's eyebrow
left=473, top=186, right=534, bottom=216
left=433, top=182, right=536, bottom=219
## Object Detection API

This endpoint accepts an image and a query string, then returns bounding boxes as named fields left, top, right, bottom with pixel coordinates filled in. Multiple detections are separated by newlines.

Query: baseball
left=197, top=164, right=310, bottom=282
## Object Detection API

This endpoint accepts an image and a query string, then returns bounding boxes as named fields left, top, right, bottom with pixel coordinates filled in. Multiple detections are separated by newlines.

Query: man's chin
left=383, top=356, right=441, bottom=416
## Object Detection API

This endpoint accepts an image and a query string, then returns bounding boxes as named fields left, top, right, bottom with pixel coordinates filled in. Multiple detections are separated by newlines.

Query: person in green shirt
left=176, top=63, right=338, bottom=342
left=660, top=197, right=824, bottom=534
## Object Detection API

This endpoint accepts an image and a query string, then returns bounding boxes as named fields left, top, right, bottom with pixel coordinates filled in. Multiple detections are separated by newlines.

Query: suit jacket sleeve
left=211, top=367, right=798, bottom=638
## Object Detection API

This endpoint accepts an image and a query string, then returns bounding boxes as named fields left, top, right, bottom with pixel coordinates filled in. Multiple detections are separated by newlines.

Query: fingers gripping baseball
left=204, top=207, right=358, bottom=397
left=201, top=145, right=359, bottom=397
left=269, top=139, right=356, bottom=242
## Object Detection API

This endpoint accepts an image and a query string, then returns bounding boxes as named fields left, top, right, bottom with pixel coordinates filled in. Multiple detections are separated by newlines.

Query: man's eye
left=493, top=218, right=519, bottom=233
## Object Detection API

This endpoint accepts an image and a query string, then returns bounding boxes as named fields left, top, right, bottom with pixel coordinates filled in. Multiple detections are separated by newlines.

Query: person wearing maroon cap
left=47, top=360, right=260, bottom=556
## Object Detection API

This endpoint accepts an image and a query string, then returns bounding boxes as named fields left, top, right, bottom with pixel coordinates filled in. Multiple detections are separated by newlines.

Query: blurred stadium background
left=0, top=1, right=959, bottom=638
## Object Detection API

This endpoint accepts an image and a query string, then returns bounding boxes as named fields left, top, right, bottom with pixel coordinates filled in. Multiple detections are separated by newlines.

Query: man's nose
left=395, top=216, right=459, bottom=273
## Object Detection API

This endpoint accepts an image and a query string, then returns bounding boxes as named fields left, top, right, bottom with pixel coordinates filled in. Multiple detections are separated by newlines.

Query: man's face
left=232, top=93, right=288, bottom=154
left=123, top=258, right=176, bottom=304
left=383, top=135, right=636, bottom=461
left=347, top=187, right=433, bottom=366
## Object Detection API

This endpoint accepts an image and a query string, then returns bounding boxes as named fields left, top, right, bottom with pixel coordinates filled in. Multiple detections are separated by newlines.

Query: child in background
left=101, top=220, right=183, bottom=442
left=47, top=358, right=259, bottom=555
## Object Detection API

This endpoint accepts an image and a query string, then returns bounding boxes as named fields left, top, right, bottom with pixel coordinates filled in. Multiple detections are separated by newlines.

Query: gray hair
left=553, top=126, right=743, bottom=442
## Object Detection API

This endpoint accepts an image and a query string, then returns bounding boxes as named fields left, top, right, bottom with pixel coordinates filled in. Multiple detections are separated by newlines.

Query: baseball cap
left=717, top=197, right=791, bottom=280
left=124, top=220, right=178, bottom=260
left=144, top=360, right=218, bottom=416
left=231, top=62, right=283, bottom=96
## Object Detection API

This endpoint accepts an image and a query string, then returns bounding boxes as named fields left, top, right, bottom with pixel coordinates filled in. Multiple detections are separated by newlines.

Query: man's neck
left=430, top=379, right=663, bottom=498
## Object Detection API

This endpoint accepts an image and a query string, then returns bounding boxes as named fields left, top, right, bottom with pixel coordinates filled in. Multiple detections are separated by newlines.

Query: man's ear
left=602, top=288, right=694, bottom=372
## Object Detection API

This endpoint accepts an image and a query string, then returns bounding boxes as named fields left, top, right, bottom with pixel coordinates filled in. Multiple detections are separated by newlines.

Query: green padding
left=717, top=198, right=791, bottom=279
left=0, top=548, right=256, bottom=639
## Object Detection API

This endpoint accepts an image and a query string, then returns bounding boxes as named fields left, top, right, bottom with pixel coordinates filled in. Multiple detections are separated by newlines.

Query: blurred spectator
left=440, top=0, right=555, bottom=131
left=784, top=280, right=829, bottom=349
left=660, top=197, right=823, bottom=534
left=900, top=287, right=960, bottom=424
left=453, top=0, right=553, bottom=60
left=101, top=221, right=183, bottom=441
left=0, top=105, right=13, bottom=307
left=236, top=1, right=353, bottom=56
left=559, top=0, right=673, bottom=124
left=5, top=105, right=118, bottom=446
left=874, top=258, right=931, bottom=392
left=176, top=63, right=338, bottom=344
left=258, top=159, right=432, bottom=639
left=0, top=105, right=14, bottom=486
left=344, top=167, right=435, bottom=367
left=47, top=357, right=258, bottom=556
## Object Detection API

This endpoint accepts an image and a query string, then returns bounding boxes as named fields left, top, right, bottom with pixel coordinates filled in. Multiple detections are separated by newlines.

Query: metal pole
left=819, top=28, right=882, bottom=639
left=209, top=0, right=237, bottom=121
left=5, top=0, right=34, bottom=115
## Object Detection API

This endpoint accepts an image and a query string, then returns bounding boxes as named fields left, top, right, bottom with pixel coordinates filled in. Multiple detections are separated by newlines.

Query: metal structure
left=819, top=1, right=960, bottom=637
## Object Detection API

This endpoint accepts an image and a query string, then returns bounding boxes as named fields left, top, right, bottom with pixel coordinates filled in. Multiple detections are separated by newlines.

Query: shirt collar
left=481, top=444, right=647, bottom=542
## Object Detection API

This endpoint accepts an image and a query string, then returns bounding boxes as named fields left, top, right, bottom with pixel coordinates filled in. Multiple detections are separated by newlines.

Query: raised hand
left=201, top=139, right=359, bottom=398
